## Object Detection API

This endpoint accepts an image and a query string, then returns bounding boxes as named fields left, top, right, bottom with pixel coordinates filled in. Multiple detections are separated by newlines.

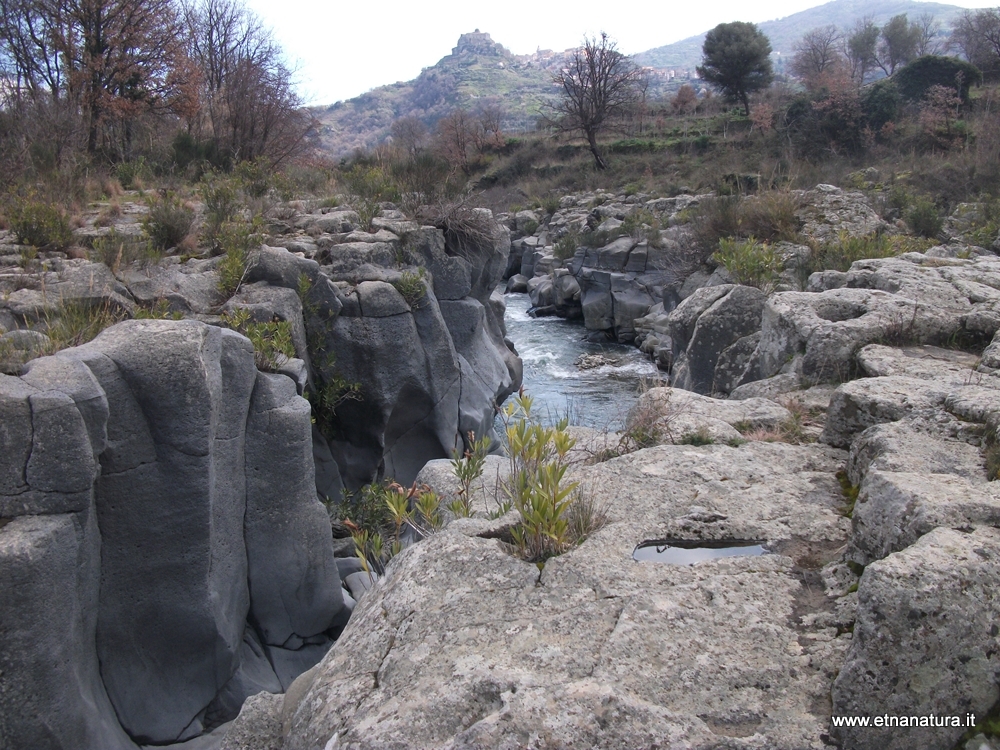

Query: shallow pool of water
left=633, top=539, right=770, bottom=565
left=502, top=292, right=659, bottom=430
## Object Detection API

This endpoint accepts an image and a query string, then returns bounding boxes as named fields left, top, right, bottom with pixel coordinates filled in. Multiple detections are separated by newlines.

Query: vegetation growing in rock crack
left=449, top=431, right=491, bottom=518
left=712, top=237, right=782, bottom=293
left=297, top=274, right=363, bottom=433
left=337, top=480, right=444, bottom=577
left=216, top=217, right=264, bottom=298
left=391, top=268, right=428, bottom=308
left=836, top=470, right=861, bottom=517
left=219, top=308, right=295, bottom=372
left=498, top=390, right=608, bottom=563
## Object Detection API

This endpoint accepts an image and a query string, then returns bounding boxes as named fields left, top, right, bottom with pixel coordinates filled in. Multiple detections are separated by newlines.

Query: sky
left=244, top=0, right=1000, bottom=106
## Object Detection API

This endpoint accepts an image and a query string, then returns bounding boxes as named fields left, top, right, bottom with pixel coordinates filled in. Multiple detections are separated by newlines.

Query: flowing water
left=501, top=292, right=660, bottom=430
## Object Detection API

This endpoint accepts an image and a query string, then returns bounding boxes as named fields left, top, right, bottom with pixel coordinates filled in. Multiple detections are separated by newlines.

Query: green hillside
left=311, top=32, right=563, bottom=157
left=634, top=0, right=965, bottom=72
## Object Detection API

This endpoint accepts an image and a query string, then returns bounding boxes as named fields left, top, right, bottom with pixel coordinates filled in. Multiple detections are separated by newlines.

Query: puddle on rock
left=633, top=539, right=769, bottom=565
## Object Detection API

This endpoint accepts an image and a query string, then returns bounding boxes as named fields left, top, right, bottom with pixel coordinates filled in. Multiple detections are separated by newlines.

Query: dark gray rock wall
left=0, top=508, right=137, bottom=750
left=87, top=321, right=253, bottom=743
left=0, top=319, right=347, bottom=747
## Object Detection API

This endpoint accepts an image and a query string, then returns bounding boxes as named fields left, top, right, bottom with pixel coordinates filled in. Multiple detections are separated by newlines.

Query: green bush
left=234, top=158, right=272, bottom=199
left=906, top=197, right=943, bottom=238
left=964, top=198, right=1000, bottom=249
left=220, top=308, right=295, bottom=372
left=448, top=431, right=490, bottom=518
left=216, top=217, right=264, bottom=298
left=554, top=232, right=580, bottom=260
left=200, top=175, right=241, bottom=241
left=143, top=192, right=195, bottom=250
left=342, top=165, right=400, bottom=231
left=806, top=231, right=929, bottom=273
left=861, top=79, right=902, bottom=130
left=114, top=158, right=149, bottom=190
left=9, top=199, right=73, bottom=248
left=894, top=55, right=982, bottom=104
left=498, top=393, right=606, bottom=563
left=622, top=208, right=663, bottom=246
left=90, top=229, right=158, bottom=271
left=391, top=268, right=427, bottom=307
left=712, top=237, right=782, bottom=293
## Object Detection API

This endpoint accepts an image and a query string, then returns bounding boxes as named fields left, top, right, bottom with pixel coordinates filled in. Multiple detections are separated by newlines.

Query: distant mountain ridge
left=313, top=0, right=969, bottom=157
left=310, top=30, right=567, bottom=157
left=634, top=0, right=965, bottom=73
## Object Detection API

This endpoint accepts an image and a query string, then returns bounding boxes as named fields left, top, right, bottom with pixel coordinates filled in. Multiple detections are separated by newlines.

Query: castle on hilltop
left=452, top=30, right=506, bottom=56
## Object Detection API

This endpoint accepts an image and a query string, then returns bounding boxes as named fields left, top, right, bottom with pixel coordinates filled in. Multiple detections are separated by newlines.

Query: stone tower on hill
left=452, top=30, right=506, bottom=56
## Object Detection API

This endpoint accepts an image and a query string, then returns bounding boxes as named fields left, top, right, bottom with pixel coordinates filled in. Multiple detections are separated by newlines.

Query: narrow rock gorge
left=4, top=185, right=1000, bottom=750
left=0, top=206, right=520, bottom=748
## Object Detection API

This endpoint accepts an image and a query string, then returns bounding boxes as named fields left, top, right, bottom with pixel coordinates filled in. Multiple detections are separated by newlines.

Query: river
left=501, top=292, right=661, bottom=430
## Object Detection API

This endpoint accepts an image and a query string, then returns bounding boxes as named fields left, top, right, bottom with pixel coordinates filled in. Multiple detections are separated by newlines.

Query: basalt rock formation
left=0, top=203, right=520, bottom=748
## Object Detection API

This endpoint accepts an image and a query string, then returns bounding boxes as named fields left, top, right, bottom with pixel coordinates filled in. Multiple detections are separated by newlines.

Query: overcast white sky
left=243, top=0, right=999, bottom=105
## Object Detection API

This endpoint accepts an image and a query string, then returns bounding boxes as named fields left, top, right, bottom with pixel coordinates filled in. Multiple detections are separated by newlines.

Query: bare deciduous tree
left=950, top=9, right=1000, bottom=80
left=914, top=13, right=942, bottom=57
left=552, top=32, right=642, bottom=169
left=183, top=0, right=308, bottom=164
left=472, top=102, right=505, bottom=152
left=1, top=0, right=185, bottom=156
left=791, top=26, right=844, bottom=88
left=436, top=108, right=474, bottom=174
left=390, top=116, right=427, bottom=156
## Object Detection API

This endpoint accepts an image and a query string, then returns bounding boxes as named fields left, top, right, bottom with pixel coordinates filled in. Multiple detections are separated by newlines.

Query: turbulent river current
left=501, top=291, right=660, bottom=430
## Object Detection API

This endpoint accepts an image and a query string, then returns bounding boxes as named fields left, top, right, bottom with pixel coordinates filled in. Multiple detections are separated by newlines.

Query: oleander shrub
left=497, top=392, right=608, bottom=563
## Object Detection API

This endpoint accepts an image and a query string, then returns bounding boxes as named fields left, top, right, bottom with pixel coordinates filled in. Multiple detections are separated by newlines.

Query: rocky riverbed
left=0, top=200, right=520, bottom=748
left=4, top=184, right=1000, bottom=750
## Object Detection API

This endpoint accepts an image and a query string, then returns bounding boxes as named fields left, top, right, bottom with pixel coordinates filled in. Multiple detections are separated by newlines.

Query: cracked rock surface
left=283, top=441, right=853, bottom=750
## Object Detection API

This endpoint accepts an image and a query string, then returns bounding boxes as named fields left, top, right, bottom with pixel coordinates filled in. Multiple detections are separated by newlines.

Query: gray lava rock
left=849, top=470, right=1000, bottom=563
left=119, top=259, right=221, bottom=314
left=668, top=285, right=766, bottom=394
left=833, top=526, right=1000, bottom=750
left=219, top=692, right=284, bottom=750
left=505, top=274, right=528, bottom=293
left=821, top=376, right=951, bottom=448
left=0, top=509, right=138, bottom=750
left=284, top=441, right=852, bottom=750
left=84, top=321, right=255, bottom=743
left=245, top=372, right=343, bottom=646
